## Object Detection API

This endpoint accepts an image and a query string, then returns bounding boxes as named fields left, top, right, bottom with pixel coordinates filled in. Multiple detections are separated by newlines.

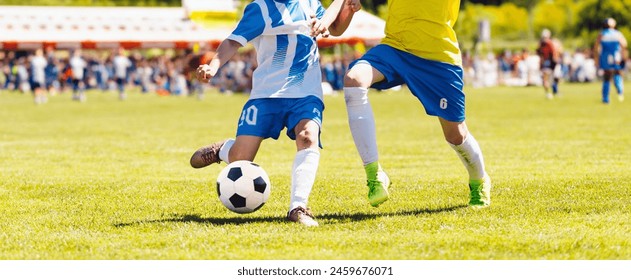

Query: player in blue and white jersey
left=190, top=0, right=359, bottom=226
left=595, top=18, right=628, bottom=103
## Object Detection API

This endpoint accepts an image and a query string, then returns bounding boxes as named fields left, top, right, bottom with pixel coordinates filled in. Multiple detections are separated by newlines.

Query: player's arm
left=620, top=34, right=628, bottom=63
left=328, top=0, right=361, bottom=36
left=552, top=39, right=562, bottom=63
left=197, top=39, right=240, bottom=83
left=312, top=0, right=360, bottom=37
left=198, top=2, right=263, bottom=83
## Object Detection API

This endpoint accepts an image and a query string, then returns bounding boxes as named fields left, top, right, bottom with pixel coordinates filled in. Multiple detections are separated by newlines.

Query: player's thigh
left=229, top=135, right=264, bottom=162
left=404, top=59, right=466, bottom=123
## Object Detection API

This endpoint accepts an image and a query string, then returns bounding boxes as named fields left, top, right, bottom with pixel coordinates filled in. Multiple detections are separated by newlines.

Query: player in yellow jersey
left=342, top=0, right=491, bottom=207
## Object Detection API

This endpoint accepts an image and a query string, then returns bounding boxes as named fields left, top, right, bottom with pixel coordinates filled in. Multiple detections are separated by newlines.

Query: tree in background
left=574, top=0, right=631, bottom=53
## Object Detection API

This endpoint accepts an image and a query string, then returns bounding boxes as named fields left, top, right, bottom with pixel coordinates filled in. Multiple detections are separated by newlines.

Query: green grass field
left=1, top=82, right=630, bottom=260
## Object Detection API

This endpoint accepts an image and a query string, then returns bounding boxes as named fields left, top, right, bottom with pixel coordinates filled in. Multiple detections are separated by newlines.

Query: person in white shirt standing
left=69, top=49, right=87, bottom=102
left=113, top=47, right=132, bottom=100
left=30, top=49, right=48, bottom=104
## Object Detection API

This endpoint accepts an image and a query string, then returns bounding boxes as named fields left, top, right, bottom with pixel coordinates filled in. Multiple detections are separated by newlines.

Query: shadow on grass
left=114, top=204, right=467, bottom=227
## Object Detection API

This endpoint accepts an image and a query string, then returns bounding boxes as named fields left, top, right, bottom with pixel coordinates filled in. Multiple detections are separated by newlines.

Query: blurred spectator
left=136, top=58, right=153, bottom=94
left=2, top=42, right=621, bottom=102
left=498, top=49, right=513, bottom=86
left=30, top=49, right=48, bottom=104
left=3, top=52, right=17, bottom=91
left=321, top=53, right=349, bottom=93
left=113, top=47, right=132, bottom=100
left=537, top=29, right=561, bottom=99
left=44, top=49, right=60, bottom=96
left=461, top=50, right=475, bottom=86
left=69, top=49, right=87, bottom=102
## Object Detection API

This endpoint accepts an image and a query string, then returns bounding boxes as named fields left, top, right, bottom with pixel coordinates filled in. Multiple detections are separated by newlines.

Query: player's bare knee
left=344, top=71, right=364, bottom=87
left=296, top=129, right=316, bottom=148
left=445, top=133, right=466, bottom=146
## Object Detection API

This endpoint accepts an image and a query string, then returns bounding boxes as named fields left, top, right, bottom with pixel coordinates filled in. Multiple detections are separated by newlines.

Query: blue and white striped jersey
left=228, top=0, right=326, bottom=100
left=599, top=28, right=624, bottom=69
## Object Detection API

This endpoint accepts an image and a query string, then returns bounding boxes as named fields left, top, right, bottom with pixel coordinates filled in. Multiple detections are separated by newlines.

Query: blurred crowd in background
left=1, top=44, right=629, bottom=102
left=463, top=47, right=605, bottom=88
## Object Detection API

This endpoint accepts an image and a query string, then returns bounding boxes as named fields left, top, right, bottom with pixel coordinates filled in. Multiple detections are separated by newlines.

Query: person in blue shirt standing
left=595, top=17, right=628, bottom=103
left=190, top=0, right=359, bottom=226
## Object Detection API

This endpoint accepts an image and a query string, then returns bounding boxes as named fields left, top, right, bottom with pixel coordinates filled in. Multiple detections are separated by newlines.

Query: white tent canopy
left=0, top=6, right=231, bottom=50
left=318, top=10, right=385, bottom=47
left=0, top=6, right=384, bottom=50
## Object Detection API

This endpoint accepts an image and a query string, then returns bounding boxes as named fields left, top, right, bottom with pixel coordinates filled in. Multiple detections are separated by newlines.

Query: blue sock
left=614, top=75, right=624, bottom=95
left=602, top=82, right=610, bottom=103
left=552, top=82, right=558, bottom=94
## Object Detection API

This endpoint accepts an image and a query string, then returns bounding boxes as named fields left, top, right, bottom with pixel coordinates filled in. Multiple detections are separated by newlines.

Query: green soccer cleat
left=469, top=175, right=491, bottom=208
left=368, top=171, right=390, bottom=207
left=365, top=162, right=390, bottom=207
left=367, top=177, right=389, bottom=207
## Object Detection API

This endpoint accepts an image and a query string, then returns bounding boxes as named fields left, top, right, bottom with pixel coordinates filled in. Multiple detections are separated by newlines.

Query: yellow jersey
left=381, top=0, right=462, bottom=66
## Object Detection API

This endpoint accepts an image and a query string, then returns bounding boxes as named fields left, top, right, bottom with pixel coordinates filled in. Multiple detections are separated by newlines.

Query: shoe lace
left=291, top=207, right=314, bottom=219
left=469, top=183, right=482, bottom=201
left=200, top=143, right=223, bottom=164
left=367, top=179, right=380, bottom=195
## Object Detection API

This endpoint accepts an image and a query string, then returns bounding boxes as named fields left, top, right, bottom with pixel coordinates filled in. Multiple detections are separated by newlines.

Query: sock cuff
left=343, top=87, right=369, bottom=106
left=364, top=161, right=379, bottom=180
left=449, top=133, right=472, bottom=149
left=218, top=138, right=235, bottom=164
left=297, top=148, right=320, bottom=156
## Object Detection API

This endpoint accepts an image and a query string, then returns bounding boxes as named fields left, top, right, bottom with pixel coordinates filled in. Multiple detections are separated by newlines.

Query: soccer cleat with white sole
left=287, top=206, right=319, bottom=227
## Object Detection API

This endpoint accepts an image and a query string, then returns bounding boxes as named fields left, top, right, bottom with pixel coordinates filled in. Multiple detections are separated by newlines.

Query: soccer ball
left=216, top=160, right=271, bottom=214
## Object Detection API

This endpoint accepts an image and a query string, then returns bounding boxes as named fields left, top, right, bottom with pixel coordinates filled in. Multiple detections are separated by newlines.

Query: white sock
left=449, top=133, right=486, bottom=180
left=344, top=87, right=378, bottom=165
left=218, top=138, right=235, bottom=164
left=289, top=148, right=320, bottom=211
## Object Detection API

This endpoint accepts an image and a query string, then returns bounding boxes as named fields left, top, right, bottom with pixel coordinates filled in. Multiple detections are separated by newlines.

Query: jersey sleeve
left=314, top=0, right=325, bottom=19
left=228, top=3, right=266, bottom=46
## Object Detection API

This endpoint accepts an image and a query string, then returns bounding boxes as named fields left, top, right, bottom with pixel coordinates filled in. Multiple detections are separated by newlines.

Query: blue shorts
left=599, top=54, right=623, bottom=71
left=236, top=96, right=324, bottom=146
left=350, top=44, right=466, bottom=122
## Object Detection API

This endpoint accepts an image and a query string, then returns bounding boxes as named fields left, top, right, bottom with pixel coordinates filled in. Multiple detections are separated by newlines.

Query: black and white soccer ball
left=216, top=160, right=271, bottom=214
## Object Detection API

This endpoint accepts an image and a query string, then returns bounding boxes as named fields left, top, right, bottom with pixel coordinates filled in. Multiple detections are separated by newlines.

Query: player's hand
left=310, top=14, right=330, bottom=38
left=196, top=64, right=214, bottom=83
left=348, top=0, right=362, bottom=12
